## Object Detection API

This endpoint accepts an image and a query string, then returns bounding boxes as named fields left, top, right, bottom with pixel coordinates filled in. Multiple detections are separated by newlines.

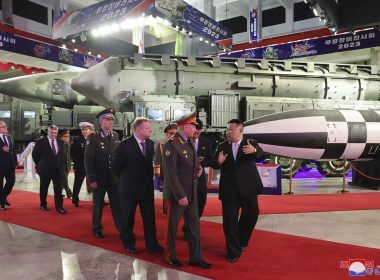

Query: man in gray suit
left=162, top=112, right=212, bottom=269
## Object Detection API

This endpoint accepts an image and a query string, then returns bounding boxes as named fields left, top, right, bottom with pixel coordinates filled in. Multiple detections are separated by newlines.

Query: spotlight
left=74, top=48, right=78, bottom=52
left=97, top=54, right=101, bottom=58
left=188, top=31, right=192, bottom=36
left=211, top=43, right=215, bottom=47
left=71, top=38, right=76, bottom=43
left=205, top=40, right=209, bottom=44
left=88, top=51, right=92, bottom=55
left=62, top=44, right=67, bottom=49
left=199, top=37, right=203, bottom=41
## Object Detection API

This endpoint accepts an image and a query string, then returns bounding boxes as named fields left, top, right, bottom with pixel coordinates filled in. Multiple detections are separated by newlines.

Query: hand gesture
left=218, top=151, right=228, bottom=165
left=243, top=140, right=256, bottom=154
left=178, top=196, right=188, bottom=206
left=2, top=146, right=9, bottom=152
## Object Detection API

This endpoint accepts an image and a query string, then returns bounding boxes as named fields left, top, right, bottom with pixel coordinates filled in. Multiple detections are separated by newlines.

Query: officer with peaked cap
left=161, top=112, right=212, bottom=269
left=84, top=108, right=121, bottom=238
left=71, top=122, right=94, bottom=207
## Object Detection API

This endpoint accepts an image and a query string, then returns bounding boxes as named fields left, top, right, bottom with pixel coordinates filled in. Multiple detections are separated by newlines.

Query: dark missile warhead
left=244, top=109, right=380, bottom=160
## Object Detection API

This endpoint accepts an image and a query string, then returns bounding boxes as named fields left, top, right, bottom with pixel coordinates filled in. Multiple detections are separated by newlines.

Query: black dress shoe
left=5, top=199, right=11, bottom=206
left=40, top=205, right=49, bottom=211
left=189, top=260, right=212, bottom=269
left=227, top=256, right=240, bottom=263
left=125, top=246, right=137, bottom=254
left=241, top=246, right=247, bottom=252
left=56, top=208, right=67, bottom=214
left=67, top=193, right=72, bottom=199
left=146, top=245, right=164, bottom=253
left=72, top=202, right=79, bottom=207
left=93, top=231, right=104, bottom=238
left=0, top=205, right=6, bottom=210
left=167, top=258, right=183, bottom=267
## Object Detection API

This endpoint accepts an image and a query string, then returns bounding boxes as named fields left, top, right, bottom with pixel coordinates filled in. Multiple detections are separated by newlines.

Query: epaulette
left=165, top=134, right=176, bottom=143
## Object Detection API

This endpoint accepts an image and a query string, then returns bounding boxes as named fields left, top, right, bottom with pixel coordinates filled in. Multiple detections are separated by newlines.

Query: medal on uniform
left=101, top=142, right=104, bottom=149
left=165, top=150, right=171, bottom=156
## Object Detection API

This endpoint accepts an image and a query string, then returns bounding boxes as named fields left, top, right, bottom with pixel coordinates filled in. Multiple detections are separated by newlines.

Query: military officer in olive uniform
left=162, top=112, right=212, bottom=269
left=84, top=108, right=121, bottom=238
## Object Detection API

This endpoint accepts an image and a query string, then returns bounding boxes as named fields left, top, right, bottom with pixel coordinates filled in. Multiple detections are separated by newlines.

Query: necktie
left=140, top=141, right=146, bottom=157
left=233, top=143, right=238, bottom=161
left=51, top=139, right=57, bottom=155
left=2, top=135, right=8, bottom=147
left=187, top=139, right=194, bottom=151
left=107, top=133, right=112, bottom=142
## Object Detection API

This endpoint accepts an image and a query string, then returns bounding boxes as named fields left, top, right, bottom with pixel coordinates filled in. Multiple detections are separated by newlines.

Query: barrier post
left=337, top=158, right=350, bottom=193
left=284, top=157, right=295, bottom=195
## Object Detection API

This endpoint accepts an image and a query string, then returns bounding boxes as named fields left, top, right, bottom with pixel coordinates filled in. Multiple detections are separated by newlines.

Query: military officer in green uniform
left=162, top=112, right=212, bottom=269
left=84, top=108, right=121, bottom=238
left=60, top=130, right=72, bottom=199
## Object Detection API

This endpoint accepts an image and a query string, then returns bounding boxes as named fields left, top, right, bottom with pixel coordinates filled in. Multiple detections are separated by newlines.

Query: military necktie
left=107, top=133, right=112, bottom=142
left=140, top=141, right=146, bottom=157
left=51, top=139, right=57, bottom=155
left=187, top=139, right=194, bottom=150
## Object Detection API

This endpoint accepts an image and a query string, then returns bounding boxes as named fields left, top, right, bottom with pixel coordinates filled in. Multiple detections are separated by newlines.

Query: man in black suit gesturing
left=213, top=119, right=264, bottom=263
left=0, top=121, right=17, bottom=210
left=113, top=117, right=163, bottom=254
left=32, top=125, right=66, bottom=214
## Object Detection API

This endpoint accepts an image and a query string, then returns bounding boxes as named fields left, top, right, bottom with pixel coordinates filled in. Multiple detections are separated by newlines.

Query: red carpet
left=202, top=193, right=380, bottom=216
left=0, top=190, right=379, bottom=279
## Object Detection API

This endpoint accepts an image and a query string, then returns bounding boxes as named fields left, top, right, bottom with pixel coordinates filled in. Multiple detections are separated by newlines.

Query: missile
left=243, top=109, right=380, bottom=160
left=0, top=71, right=96, bottom=108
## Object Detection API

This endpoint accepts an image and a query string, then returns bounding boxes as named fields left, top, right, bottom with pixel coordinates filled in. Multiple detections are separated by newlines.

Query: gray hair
left=48, top=125, right=58, bottom=131
left=132, top=117, right=150, bottom=131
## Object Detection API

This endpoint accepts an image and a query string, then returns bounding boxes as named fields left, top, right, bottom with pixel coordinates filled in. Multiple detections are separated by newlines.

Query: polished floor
left=0, top=171, right=379, bottom=279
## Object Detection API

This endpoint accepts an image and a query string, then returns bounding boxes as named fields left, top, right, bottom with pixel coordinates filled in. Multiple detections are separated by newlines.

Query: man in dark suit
left=162, top=112, right=212, bottom=269
left=71, top=122, right=94, bottom=207
left=113, top=117, right=163, bottom=254
left=192, top=120, right=212, bottom=218
left=212, top=119, right=264, bottom=263
left=85, top=108, right=121, bottom=238
left=0, top=121, right=17, bottom=210
left=32, top=125, right=66, bottom=214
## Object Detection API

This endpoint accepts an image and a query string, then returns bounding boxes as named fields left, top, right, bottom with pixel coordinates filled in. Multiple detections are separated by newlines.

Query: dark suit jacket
left=71, top=135, right=86, bottom=173
left=32, top=137, right=64, bottom=176
left=195, top=137, right=212, bottom=187
left=112, top=136, right=154, bottom=201
left=212, top=138, right=264, bottom=201
left=0, top=134, right=17, bottom=170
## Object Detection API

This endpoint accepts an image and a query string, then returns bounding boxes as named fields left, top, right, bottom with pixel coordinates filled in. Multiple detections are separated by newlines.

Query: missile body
left=244, top=109, right=380, bottom=160
left=0, top=71, right=95, bottom=108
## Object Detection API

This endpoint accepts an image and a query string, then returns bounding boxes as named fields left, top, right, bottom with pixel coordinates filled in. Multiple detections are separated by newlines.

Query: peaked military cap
left=79, top=121, right=94, bottom=129
left=173, top=111, right=198, bottom=127
left=96, top=108, right=116, bottom=120
left=164, top=123, right=179, bottom=133
left=59, top=130, right=70, bottom=137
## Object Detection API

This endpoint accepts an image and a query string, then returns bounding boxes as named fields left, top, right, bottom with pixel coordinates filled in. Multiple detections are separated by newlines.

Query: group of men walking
left=0, top=108, right=265, bottom=267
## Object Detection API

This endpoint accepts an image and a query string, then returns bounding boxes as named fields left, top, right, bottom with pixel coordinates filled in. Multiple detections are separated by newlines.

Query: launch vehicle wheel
left=316, top=160, right=351, bottom=177
left=272, top=156, right=301, bottom=178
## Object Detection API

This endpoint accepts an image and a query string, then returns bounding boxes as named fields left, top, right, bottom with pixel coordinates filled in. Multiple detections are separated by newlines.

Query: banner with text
left=0, top=32, right=103, bottom=69
left=220, top=29, right=380, bottom=60
left=249, top=9, right=259, bottom=43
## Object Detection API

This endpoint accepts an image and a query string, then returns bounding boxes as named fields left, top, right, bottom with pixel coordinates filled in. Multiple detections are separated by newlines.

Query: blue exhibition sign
left=221, top=28, right=380, bottom=60
left=0, top=31, right=103, bottom=69
left=53, top=0, right=154, bottom=39
left=249, top=9, right=258, bottom=43
left=154, top=0, right=232, bottom=43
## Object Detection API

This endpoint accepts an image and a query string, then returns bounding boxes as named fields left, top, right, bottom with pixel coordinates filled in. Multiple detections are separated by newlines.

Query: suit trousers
left=221, top=195, right=259, bottom=258
left=72, top=171, right=86, bottom=203
left=197, top=175, right=208, bottom=218
left=39, top=168, right=63, bottom=209
left=120, top=195, right=159, bottom=249
left=164, top=199, right=202, bottom=262
left=0, top=165, right=15, bottom=205
left=92, top=183, right=121, bottom=233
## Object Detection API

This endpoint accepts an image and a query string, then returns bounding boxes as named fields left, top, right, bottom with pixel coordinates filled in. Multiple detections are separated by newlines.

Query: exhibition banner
left=249, top=9, right=259, bottom=43
left=53, top=0, right=154, bottom=39
left=0, top=31, right=103, bottom=68
left=220, top=28, right=380, bottom=60
left=154, top=0, right=232, bottom=45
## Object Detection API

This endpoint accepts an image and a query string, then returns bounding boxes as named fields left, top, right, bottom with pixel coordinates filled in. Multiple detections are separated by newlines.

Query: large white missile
left=244, top=109, right=380, bottom=160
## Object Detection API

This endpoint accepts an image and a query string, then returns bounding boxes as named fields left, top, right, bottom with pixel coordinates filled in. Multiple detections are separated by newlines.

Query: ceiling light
left=199, top=37, right=203, bottom=41
left=71, top=38, right=76, bottom=43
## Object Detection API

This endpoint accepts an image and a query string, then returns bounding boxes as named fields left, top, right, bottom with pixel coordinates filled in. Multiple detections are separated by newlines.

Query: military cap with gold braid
left=96, top=108, right=116, bottom=120
left=173, top=111, right=198, bottom=127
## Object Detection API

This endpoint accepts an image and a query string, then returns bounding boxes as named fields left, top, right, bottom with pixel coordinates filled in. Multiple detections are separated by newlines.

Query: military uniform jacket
left=84, top=129, right=119, bottom=187
left=71, top=135, right=86, bottom=173
left=162, top=133, right=198, bottom=203
left=212, top=139, right=264, bottom=201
